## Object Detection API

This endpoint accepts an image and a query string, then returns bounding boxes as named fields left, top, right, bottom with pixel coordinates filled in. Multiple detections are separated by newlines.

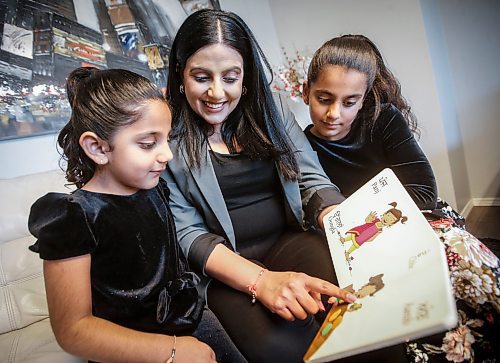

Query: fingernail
left=346, top=293, right=357, bottom=302
left=327, top=297, right=340, bottom=304
left=319, top=302, right=326, bottom=311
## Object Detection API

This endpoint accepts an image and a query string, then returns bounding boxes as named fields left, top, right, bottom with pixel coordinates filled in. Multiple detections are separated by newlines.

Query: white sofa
left=0, top=170, right=83, bottom=363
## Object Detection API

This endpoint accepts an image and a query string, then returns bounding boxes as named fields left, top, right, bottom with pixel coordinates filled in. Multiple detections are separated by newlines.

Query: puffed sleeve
left=381, top=106, right=438, bottom=209
left=28, top=193, right=97, bottom=260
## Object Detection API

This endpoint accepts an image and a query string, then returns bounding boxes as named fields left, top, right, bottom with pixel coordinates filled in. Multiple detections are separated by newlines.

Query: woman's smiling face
left=182, top=43, right=244, bottom=131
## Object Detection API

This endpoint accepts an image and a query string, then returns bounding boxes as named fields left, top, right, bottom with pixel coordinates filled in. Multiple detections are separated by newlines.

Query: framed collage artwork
left=0, top=0, right=220, bottom=141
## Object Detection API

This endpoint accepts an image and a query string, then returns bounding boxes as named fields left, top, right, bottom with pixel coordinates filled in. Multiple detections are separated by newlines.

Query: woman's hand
left=206, top=245, right=355, bottom=322
left=175, top=336, right=217, bottom=363
left=255, top=270, right=356, bottom=321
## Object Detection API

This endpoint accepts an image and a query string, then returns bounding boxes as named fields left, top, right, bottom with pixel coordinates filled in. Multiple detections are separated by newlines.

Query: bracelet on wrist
left=165, top=335, right=176, bottom=363
left=247, top=269, right=266, bottom=304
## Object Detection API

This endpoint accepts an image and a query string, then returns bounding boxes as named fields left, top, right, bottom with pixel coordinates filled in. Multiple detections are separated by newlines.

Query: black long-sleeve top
left=304, top=104, right=438, bottom=210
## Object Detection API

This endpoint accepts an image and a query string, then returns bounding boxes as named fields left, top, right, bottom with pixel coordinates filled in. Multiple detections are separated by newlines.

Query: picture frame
left=0, top=0, right=220, bottom=141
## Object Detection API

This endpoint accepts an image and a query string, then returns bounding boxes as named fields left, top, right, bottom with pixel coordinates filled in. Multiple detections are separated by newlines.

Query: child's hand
left=175, top=336, right=217, bottom=363
left=365, top=211, right=377, bottom=222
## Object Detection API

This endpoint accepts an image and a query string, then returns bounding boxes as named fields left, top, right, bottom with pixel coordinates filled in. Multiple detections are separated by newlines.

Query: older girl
left=303, top=34, right=438, bottom=210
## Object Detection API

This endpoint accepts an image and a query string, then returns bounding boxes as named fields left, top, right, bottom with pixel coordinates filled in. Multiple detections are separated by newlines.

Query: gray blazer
left=162, top=95, right=344, bottom=271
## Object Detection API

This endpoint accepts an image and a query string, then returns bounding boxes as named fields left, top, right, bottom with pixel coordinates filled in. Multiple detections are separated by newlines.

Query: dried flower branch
left=272, top=48, right=311, bottom=102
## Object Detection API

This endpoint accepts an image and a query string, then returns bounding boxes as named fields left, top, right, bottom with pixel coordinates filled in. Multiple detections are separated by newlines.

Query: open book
left=304, top=168, right=457, bottom=362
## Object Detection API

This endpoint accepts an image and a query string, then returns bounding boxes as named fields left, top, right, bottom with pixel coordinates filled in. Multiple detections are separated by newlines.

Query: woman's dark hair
left=307, top=34, right=418, bottom=142
left=167, top=9, right=299, bottom=180
left=59, top=67, right=166, bottom=188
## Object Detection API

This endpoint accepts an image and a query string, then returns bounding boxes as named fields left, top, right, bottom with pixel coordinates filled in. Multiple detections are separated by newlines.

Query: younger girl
left=303, top=34, right=438, bottom=210
left=28, top=67, right=244, bottom=363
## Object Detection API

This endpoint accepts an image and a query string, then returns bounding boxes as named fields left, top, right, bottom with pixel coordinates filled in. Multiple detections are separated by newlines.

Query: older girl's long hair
left=307, top=34, right=418, bottom=142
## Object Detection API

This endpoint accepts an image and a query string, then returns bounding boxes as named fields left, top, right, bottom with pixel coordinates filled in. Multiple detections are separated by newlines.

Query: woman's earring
left=180, top=85, right=185, bottom=94
left=242, top=86, right=247, bottom=95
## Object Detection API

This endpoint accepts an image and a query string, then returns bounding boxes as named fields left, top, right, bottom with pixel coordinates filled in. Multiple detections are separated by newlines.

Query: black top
left=28, top=179, right=202, bottom=334
left=190, top=151, right=286, bottom=261
left=304, top=104, right=437, bottom=210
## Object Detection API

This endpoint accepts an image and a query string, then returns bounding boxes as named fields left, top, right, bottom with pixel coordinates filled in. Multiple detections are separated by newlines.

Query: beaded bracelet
left=165, top=335, right=176, bottom=363
left=247, top=269, right=266, bottom=304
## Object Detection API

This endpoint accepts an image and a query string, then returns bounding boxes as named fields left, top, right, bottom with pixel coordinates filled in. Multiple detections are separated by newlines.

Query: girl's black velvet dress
left=304, top=104, right=438, bottom=210
left=28, top=178, right=203, bottom=335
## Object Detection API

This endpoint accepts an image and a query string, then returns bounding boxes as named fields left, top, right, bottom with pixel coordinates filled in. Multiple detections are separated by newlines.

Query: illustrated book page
left=304, top=168, right=457, bottom=362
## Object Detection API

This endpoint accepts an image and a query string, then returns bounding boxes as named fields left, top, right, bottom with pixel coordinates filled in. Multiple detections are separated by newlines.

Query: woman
left=302, top=34, right=438, bottom=210
left=162, top=9, right=357, bottom=363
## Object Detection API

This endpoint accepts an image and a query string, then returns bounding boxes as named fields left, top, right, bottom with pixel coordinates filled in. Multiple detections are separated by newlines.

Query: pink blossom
left=441, top=325, right=475, bottom=362
left=272, top=50, right=311, bottom=101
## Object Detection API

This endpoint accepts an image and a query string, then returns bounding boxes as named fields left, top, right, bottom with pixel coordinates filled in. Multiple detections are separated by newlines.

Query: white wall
left=422, top=0, right=500, bottom=209
left=220, top=0, right=282, bottom=66
left=0, top=134, right=60, bottom=178
left=420, top=0, right=471, bottom=211
left=267, top=0, right=457, bottom=208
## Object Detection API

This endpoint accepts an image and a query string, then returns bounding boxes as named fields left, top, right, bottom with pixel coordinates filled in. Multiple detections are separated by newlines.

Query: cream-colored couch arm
left=0, top=170, right=82, bottom=363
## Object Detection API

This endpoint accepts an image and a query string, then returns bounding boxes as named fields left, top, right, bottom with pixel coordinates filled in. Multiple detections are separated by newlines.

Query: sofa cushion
left=0, top=170, right=82, bottom=362
left=0, top=318, right=83, bottom=363
left=0, top=170, right=71, bottom=244
left=0, top=235, right=46, bottom=334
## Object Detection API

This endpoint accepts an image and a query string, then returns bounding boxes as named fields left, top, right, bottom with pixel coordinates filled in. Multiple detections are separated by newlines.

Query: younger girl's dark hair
left=167, top=9, right=299, bottom=180
left=59, top=67, right=166, bottom=188
left=307, top=34, right=418, bottom=142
